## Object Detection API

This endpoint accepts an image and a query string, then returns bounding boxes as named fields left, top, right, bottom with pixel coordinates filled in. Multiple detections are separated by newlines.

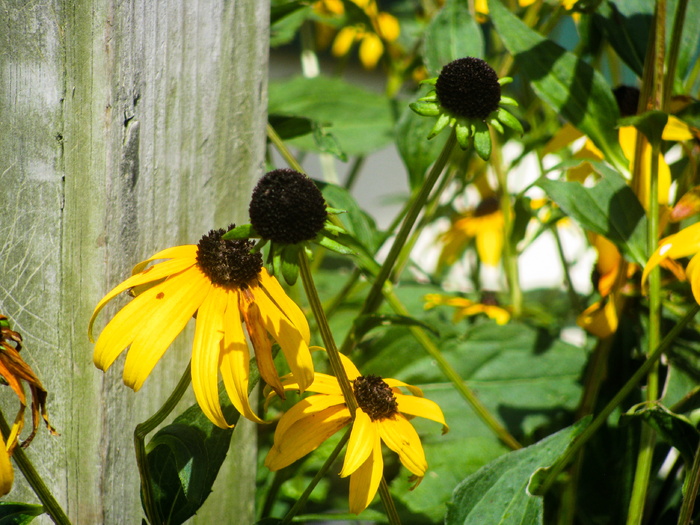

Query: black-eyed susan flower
left=643, top=222, right=700, bottom=304
left=424, top=293, right=510, bottom=325
left=88, top=227, right=315, bottom=428
left=410, top=57, right=523, bottom=159
left=227, top=169, right=351, bottom=285
left=1, top=315, right=57, bottom=496
left=264, top=349, right=447, bottom=515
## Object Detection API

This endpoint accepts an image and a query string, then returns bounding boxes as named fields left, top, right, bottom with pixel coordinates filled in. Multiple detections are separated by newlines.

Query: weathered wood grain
left=0, top=1, right=269, bottom=522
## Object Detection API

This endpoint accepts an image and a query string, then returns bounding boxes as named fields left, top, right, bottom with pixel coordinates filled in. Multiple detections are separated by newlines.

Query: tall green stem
left=134, top=363, right=192, bottom=525
left=267, top=124, right=304, bottom=174
left=536, top=304, right=700, bottom=496
left=678, top=439, right=700, bottom=525
left=0, top=411, right=71, bottom=525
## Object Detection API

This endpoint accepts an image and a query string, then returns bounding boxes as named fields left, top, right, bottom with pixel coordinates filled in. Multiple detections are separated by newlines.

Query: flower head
left=410, top=57, right=523, bottom=159
left=264, top=349, right=447, bottom=514
left=88, top=227, right=315, bottom=428
left=424, top=293, right=510, bottom=325
left=1, top=315, right=57, bottom=496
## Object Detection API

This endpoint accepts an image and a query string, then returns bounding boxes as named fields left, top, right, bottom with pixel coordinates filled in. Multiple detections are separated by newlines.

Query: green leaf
left=270, top=1, right=310, bottom=47
left=396, top=105, right=450, bottom=189
left=620, top=110, right=669, bottom=147
left=423, top=0, right=483, bottom=76
left=675, top=0, right=700, bottom=90
left=268, top=114, right=314, bottom=140
left=145, top=387, right=241, bottom=524
left=538, top=166, right=647, bottom=265
left=445, top=419, right=589, bottom=525
left=0, top=503, right=44, bottom=524
left=268, top=76, right=394, bottom=156
left=489, top=0, right=628, bottom=173
left=222, top=223, right=256, bottom=240
left=353, top=313, right=440, bottom=341
left=318, top=182, right=381, bottom=253
left=621, top=403, right=700, bottom=463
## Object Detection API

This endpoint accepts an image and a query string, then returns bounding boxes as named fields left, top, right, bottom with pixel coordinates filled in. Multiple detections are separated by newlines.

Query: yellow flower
left=264, top=349, right=447, bottom=514
left=439, top=196, right=504, bottom=268
left=424, top=293, right=510, bottom=325
left=1, top=315, right=57, bottom=496
left=643, top=222, right=700, bottom=304
left=88, top=228, right=314, bottom=428
left=474, top=0, right=537, bottom=16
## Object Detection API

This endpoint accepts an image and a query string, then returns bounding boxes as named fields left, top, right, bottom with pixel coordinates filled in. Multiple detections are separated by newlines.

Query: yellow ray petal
left=122, top=267, right=210, bottom=391
left=348, top=431, right=382, bottom=515
left=274, top=394, right=346, bottom=446
left=375, top=12, right=399, bottom=41
left=359, top=32, right=383, bottom=69
left=259, top=268, right=310, bottom=342
left=543, top=123, right=584, bottom=156
left=0, top=433, right=13, bottom=497
left=220, top=291, right=264, bottom=424
left=378, top=414, right=427, bottom=477
left=252, top=286, right=315, bottom=392
left=88, top=256, right=196, bottom=341
left=662, top=116, right=694, bottom=141
left=384, top=378, right=423, bottom=397
left=340, top=410, right=377, bottom=477
left=395, top=394, right=449, bottom=433
left=131, top=245, right=198, bottom=274
left=265, top=404, right=351, bottom=471
left=337, top=352, right=361, bottom=381
left=685, top=252, right=700, bottom=305
left=643, top=223, right=700, bottom=284
left=332, top=26, right=359, bottom=57
left=475, top=216, right=504, bottom=266
left=190, top=286, right=230, bottom=429
left=272, top=372, right=344, bottom=397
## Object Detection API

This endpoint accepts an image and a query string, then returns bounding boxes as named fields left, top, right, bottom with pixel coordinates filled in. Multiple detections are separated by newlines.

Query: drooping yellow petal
left=374, top=12, right=399, bottom=42
left=259, top=268, right=310, bottom=343
left=265, top=404, right=351, bottom=471
left=685, top=252, right=700, bottom=305
left=662, top=116, right=694, bottom=141
left=475, top=216, right=503, bottom=266
left=274, top=394, right=346, bottom=447
left=340, top=410, right=377, bottom=477
left=337, top=351, right=362, bottom=381
left=543, top=123, right=584, bottom=156
left=220, top=291, right=264, bottom=424
left=271, top=372, right=345, bottom=398
left=348, top=430, right=383, bottom=514
left=643, top=222, right=700, bottom=285
left=121, top=267, right=210, bottom=391
left=378, top=414, right=427, bottom=477
left=359, top=32, right=383, bottom=69
left=577, top=295, right=622, bottom=339
left=384, top=378, right=423, bottom=397
left=88, top=255, right=196, bottom=341
left=332, top=26, right=359, bottom=57
left=619, top=126, right=671, bottom=208
left=0, top=433, right=13, bottom=497
left=395, top=394, right=449, bottom=433
left=252, top=285, right=315, bottom=392
left=189, top=286, right=231, bottom=428
left=130, top=244, right=198, bottom=274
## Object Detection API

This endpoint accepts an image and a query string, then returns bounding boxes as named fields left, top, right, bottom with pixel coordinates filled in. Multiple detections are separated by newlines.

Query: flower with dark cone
left=1, top=315, right=58, bottom=496
left=265, top=348, right=447, bottom=515
left=88, top=227, right=315, bottom=428
left=227, top=169, right=352, bottom=285
left=409, top=57, right=523, bottom=159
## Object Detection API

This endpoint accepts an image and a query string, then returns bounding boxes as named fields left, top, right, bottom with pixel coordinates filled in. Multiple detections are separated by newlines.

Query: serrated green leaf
left=621, top=403, right=700, bottom=463
left=538, top=166, right=647, bottom=265
left=0, top=503, right=44, bottom=524
left=423, top=0, right=483, bottom=76
left=268, top=76, right=394, bottom=156
left=489, top=0, right=628, bottom=173
left=396, top=105, right=450, bottom=189
left=445, top=420, right=589, bottom=525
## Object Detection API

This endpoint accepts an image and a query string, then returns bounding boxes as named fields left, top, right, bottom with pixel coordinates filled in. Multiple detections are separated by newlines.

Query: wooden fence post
left=0, top=1, right=269, bottom=522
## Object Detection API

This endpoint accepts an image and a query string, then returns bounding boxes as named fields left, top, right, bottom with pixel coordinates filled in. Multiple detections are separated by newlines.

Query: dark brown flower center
left=196, top=226, right=262, bottom=288
left=435, top=57, right=501, bottom=120
left=613, top=85, right=640, bottom=118
left=249, top=169, right=328, bottom=244
left=353, top=375, right=398, bottom=421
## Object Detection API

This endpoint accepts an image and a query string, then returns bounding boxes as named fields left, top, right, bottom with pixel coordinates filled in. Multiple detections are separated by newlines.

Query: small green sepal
left=428, top=113, right=451, bottom=139
left=497, top=108, right=523, bottom=135
left=410, top=101, right=441, bottom=117
left=325, top=206, right=346, bottom=215
left=323, top=222, right=346, bottom=235
left=420, top=77, right=438, bottom=86
left=487, top=116, right=504, bottom=134
left=316, top=234, right=355, bottom=255
left=499, top=96, right=518, bottom=106
left=222, top=223, right=258, bottom=240
left=455, top=123, right=472, bottom=150
left=281, top=244, right=301, bottom=285
left=473, top=121, right=492, bottom=160
left=418, top=92, right=438, bottom=102
left=498, top=76, right=514, bottom=86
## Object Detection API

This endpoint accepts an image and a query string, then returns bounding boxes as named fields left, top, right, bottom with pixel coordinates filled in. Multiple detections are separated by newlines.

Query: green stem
left=663, top=0, right=688, bottom=110
left=298, top=252, right=401, bottom=524
left=378, top=478, right=402, bottom=524
left=339, top=130, right=458, bottom=355
left=551, top=224, right=582, bottom=313
left=678, top=439, right=700, bottom=525
left=267, top=124, right=305, bottom=174
left=281, top=428, right=351, bottom=525
left=384, top=290, right=522, bottom=450
left=536, top=303, right=700, bottom=496
left=0, top=411, right=71, bottom=525
left=134, top=363, right=192, bottom=525
left=491, top=128, right=522, bottom=317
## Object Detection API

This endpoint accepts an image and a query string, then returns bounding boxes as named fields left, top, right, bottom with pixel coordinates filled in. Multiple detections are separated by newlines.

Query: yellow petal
left=189, top=287, right=231, bottom=428
left=265, top=404, right=351, bottom=471
left=88, top=254, right=196, bottom=341
left=332, top=26, right=358, bottom=57
left=543, top=123, right=584, bottom=156
left=0, top=433, right=13, bottom=497
left=274, top=394, right=346, bottom=447
left=577, top=296, right=620, bottom=339
left=662, top=116, right=694, bottom=141
left=384, top=378, right=423, bottom=397
left=474, top=0, right=489, bottom=14
left=337, top=352, right=362, bottom=381
left=685, top=252, right=700, bottom=305
left=395, top=394, right=449, bottom=433
left=272, top=372, right=344, bottom=397
left=643, top=222, right=700, bottom=285
left=475, top=220, right=504, bottom=266
left=359, top=32, right=383, bottom=69
left=220, top=291, right=264, bottom=424
left=378, top=414, right=427, bottom=477
left=252, top=285, right=315, bottom=392
left=340, top=410, right=377, bottom=477
left=348, top=430, right=383, bottom=514
left=375, top=12, right=399, bottom=42
left=259, top=268, right=310, bottom=342
left=121, top=267, right=210, bottom=391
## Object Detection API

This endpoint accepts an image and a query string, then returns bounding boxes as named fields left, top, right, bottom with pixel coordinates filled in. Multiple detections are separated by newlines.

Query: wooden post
left=0, top=1, right=269, bottom=522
